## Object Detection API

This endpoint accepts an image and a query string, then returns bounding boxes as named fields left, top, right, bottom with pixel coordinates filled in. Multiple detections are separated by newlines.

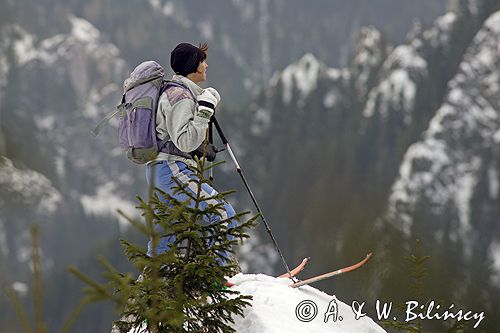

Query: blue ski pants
left=145, top=160, right=237, bottom=260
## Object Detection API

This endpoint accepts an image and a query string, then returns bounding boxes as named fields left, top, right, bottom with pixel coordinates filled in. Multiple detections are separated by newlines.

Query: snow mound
left=228, top=274, right=386, bottom=333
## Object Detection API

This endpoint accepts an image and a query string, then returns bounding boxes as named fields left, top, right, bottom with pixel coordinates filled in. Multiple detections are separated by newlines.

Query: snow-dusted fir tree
left=70, top=154, right=257, bottom=333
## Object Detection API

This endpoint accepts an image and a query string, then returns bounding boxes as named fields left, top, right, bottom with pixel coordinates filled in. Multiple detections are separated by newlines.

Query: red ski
left=289, top=253, right=373, bottom=288
left=225, top=257, right=310, bottom=287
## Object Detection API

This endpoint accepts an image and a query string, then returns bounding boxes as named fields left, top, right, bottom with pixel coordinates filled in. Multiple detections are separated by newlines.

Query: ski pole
left=208, top=119, right=214, bottom=181
left=212, top=116, right=294, bottom=279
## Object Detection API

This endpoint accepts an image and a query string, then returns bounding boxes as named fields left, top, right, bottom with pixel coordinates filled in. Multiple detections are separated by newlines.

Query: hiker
left=145, top=42, right=237, bottom=262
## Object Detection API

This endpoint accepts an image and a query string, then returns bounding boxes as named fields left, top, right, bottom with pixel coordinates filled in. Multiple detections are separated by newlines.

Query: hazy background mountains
left=1, top=0, right=499, bottom=331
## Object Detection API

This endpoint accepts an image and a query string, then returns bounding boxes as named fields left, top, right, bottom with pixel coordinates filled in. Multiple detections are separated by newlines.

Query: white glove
left=204, top=87, right=221, bottom=105
left=196, top=90, right=218, bottom=120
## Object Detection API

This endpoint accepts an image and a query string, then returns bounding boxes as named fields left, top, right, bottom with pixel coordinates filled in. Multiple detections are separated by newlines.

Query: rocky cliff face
left=386, top=8, right=500, bottom=284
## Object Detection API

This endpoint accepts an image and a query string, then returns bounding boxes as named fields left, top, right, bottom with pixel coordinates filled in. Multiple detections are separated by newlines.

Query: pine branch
left=117, top=209, right=149, bottom=235
left=31, top=225, right=48, bottom=333
left=57, top=299, right=91, bottom=333
left=203, top=160, right=226, bottom=172
left=67, top=266, right=117, bottom=303
left=4, top=287, right=32, bottom=333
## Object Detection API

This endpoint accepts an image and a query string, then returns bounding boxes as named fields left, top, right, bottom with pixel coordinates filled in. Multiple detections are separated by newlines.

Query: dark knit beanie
left=170, top=43, right=205, bottom=76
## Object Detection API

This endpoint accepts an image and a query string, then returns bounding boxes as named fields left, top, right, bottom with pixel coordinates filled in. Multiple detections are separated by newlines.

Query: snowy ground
left=228, top=274, right=386, bottom=333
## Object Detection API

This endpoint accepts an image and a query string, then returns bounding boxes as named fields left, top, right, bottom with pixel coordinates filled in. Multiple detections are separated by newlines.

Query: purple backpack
left=92, top=61, right=185, bottom=164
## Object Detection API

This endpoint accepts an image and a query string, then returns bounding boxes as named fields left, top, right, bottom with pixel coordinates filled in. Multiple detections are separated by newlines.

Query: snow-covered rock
left=351, top=27, right=386, bottom=100
left=271, top=53, right=348, bottom=109
left=386, top=10, right=500, bottom=256
left=0, top=156, right=61, bottom=261
left=0, top=156, right=61, bottom=216
left=422, top=12, right=458, bottom=48
left=228, top=274, right=386, bottom=333
left=363, top=44, right=428, bottom=122
left=278, top=53, right=323, bottom=106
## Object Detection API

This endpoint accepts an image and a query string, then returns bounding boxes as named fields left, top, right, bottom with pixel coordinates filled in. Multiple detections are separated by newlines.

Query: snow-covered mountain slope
left=0, top=156, right=61, bottom=259
left=4, top=14, right=135, bottom=208
left=0, top=1, right=451, bottom=277
left=228, top=274, right=386, bottom=333
left=239, top=0, right=500, bottom=240
left=0, top=14, right=142, bottom=277
left=386, top=9, right=500, bottom=261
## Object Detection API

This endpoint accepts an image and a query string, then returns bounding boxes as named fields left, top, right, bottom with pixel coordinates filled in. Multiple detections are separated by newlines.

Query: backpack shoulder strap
left=159, top=80, right=197, bottom=102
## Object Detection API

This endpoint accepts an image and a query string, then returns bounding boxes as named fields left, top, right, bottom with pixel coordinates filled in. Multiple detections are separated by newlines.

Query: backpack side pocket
left=119, top=97, right=158, bottom=164
left=129, top=97, right=154, bottom=149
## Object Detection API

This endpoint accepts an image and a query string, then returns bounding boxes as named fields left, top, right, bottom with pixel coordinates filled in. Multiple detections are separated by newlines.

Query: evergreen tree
left=69, top=155, right=257, bottom=333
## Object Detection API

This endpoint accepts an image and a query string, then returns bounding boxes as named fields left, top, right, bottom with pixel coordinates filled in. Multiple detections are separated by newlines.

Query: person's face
left=198, top=60, right=208, bottom=82
left=187, top=59, right=208, bottom=83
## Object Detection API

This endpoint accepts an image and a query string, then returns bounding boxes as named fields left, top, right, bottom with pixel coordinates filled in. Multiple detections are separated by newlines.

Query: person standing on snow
left=146, top=42, right=237, bottom=263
